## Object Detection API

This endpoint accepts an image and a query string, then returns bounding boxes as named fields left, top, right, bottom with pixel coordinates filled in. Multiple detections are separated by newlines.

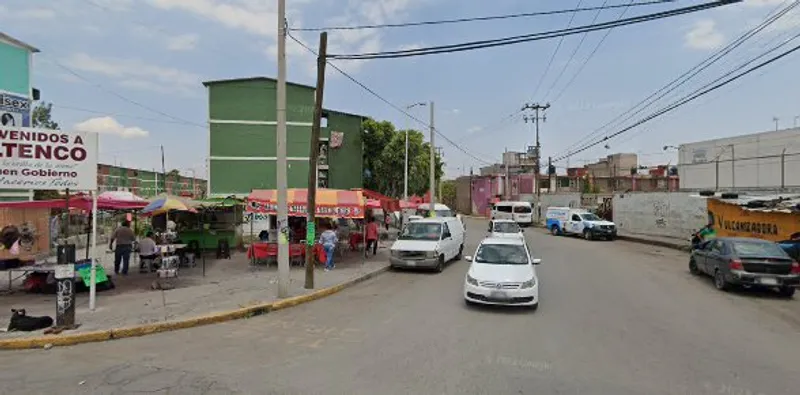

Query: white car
left=487, top=219, right=525, bottom=240
left=464, top=237, right=541, bottom=309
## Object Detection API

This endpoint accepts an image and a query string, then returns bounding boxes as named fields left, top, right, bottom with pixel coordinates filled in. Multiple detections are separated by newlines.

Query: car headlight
left=390, top=250, right=399, bottom=257
left=521, top=278, right=536, bottom=288
left=466, top=275, right=478, bottom=286
left=426, top=251, right=437, bottom=258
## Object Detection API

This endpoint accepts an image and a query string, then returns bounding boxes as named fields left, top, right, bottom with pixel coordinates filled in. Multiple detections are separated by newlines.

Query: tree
left=441, top=180, right=457, bottom=208
left=361, top=118, right=444, bottom=198
left=32, top=102, right=60, bottom=130
left=31, top=102, right=61, bottom=200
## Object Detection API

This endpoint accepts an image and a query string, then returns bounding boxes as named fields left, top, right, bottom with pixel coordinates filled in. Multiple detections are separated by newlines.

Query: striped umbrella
left=142, top=195, right=196, bottom=215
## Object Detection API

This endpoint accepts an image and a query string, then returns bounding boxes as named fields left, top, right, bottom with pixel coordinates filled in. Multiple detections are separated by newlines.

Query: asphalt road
left=2, top=217, right=800, bottom=395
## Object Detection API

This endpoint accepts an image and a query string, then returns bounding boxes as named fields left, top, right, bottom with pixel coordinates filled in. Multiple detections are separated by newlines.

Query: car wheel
left=689, top=258, right=701, bottom=275
left=435, top=255, right=445, bottom=273
left=713, top=269, right=729, bottom=291
left=550, top=226, right=559, bottom=236
left=778, top=286, right=795, bottom=298
left=583, top=230, right=593, bottom=241
left=456, top=244, right=464, bottom=260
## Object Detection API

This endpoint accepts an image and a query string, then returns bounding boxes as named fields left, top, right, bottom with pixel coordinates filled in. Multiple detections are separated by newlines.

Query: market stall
left=245, top=188, right=365, bottom=265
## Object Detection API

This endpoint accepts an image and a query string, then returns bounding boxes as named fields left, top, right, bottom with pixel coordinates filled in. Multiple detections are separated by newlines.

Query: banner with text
left=0, top=127, right=98, bottom=191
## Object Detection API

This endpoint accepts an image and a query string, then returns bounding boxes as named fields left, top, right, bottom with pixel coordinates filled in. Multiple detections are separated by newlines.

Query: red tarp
left=246, top=188, right=365, bottom=219
left=0, top=194, right=148, bottom=211
left=353, top=188, right=400, bottom=213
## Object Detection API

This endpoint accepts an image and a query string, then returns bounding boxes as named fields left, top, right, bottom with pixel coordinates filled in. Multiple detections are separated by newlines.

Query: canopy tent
left=246, top=188, right=365, bottom=219
left=366, top=199, right=381, bottom=209
left=399, top=200, right=419, bottom=209
left=98, top=191, right=147, bottom=203
left=0, top=193, right=148, bottom=211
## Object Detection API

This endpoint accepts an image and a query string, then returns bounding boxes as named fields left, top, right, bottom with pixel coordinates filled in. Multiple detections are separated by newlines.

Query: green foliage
left=33, top=190, right=61, bottom=200
left=441, top=180, right=457, bottom=208
left=32, top=102, right=60, bottom=130
left=362, top=118, right=444, bottom=198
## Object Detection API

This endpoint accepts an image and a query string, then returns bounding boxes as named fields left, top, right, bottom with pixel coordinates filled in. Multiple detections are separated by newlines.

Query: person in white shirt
left=138, top=231, right=159, bottom=273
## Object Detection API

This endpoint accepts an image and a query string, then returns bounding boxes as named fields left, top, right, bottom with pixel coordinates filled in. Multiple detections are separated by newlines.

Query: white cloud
left=166, top=33, right=199, bottom=51
left=63, top=53, right=202, bottom=95
left=685, top=19, right=725, bottom=50
left=744, top=0, right=785, bottom=7
left=146, top=0, right=427, bottom=75
left=0, top=7, right=56, bottom=19
left=74, top=116, right=150, bottom=139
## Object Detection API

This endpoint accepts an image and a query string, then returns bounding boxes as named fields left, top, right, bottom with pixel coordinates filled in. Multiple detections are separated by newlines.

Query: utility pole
left=504, top=147, right=510, bottom=200
left=305, top=32, right=327, bottom=290
left=276, top=0, right=289, bottom=298
left=405, top=102, right=426, bottom=201
left=469, top=167, right=474, bottom=215
left=522, top=102, right=550, bottom=198
left=160, top=145, right=166, bottom=194
left=547, top=157, right=553, bottom=195
left=428, top=101, right=436, bottom=213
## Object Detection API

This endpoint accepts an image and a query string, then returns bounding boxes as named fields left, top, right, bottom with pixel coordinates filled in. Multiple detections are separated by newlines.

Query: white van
left=491, top=201, right=534, bottom=226
left=545, top=207, right=617, bottom=241
left=390, top=217, right=465, bottom=272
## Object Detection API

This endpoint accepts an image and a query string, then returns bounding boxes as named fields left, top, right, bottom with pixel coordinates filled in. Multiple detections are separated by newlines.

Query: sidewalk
left=616, top=232, right=691, bottom=252
left=1, top=243, right=391, bottom=344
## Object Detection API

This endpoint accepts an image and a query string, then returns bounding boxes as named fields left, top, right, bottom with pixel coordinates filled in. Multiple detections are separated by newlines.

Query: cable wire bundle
left=327, top=1, right=742, bottom=60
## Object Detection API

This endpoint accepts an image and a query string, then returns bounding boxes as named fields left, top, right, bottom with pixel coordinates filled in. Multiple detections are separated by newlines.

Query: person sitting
left=138, top=231, right=160, bottom=273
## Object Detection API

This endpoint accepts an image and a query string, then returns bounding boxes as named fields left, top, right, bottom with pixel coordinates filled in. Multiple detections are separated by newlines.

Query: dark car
left=689, top=237, right=800, bottom=297
left=777, top=238, right=800, bottom=261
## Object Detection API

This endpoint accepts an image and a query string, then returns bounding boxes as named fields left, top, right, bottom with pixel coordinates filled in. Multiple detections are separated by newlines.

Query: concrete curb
left=617, top=235, right=691, bottom=252
left=0, top=265, right=390, bottom=351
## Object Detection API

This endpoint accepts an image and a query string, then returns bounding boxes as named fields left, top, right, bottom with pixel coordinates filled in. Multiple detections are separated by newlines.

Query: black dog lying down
left=7, top=309, right=54, bottom=332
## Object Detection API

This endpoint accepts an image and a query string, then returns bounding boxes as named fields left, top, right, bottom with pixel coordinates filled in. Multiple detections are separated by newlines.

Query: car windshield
left=513, top=205, right=532, bottom=213
left=731, top=240, right=788, bottom=257
left=493, top=222, right=520, bottom=233
left=474, top=244, right=529, bottom=265
left=399, top=223, right=442, bottom=241
left=580, top=213, right=601, bottom=221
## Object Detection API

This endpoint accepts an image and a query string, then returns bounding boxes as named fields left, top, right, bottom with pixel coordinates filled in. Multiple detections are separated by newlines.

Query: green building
left=203, top=77, right=366, bottom=198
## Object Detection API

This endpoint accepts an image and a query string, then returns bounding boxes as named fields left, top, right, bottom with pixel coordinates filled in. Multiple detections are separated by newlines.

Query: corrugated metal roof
left=706, top=193, right=800, bottom=213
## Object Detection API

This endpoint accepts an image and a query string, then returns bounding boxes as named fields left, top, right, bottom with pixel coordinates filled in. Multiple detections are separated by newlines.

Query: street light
left=405, top=102, right=427, bottom=201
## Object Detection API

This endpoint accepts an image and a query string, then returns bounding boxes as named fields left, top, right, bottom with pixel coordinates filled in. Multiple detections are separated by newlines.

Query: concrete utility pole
left=429, top=101, right=436, bottom=213
left=404, top=102, right=427, bottom=201
left=276, top=0, right=289, bottom=298
left=304, top=32, right=328, bottom=290
left=522, top=102, right=550, bottom=198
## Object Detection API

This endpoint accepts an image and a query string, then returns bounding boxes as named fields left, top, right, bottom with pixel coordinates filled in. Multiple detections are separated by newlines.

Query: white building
left=678, top=127, right=800, bottom=191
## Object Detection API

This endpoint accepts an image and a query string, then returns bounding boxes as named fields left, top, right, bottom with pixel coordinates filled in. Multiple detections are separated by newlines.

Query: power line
left=290, top=0, right=679, bottom=31
left=552, top=0, right=796, bottom=159
left=530, top=0, right=585, bottom=102
left=327, top=1, right=742, bottom=60
left=286, top=32, right=494, bottom=165
left=554, top=36, right=800, bottom=162
left=550, top=0, right=636, bottom=104
left=46, top=57, right=207, bottom=128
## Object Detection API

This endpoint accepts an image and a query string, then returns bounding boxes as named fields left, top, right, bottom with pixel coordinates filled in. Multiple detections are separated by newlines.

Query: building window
left=319, top=140, right=330, bottom=166
left=318, top=169, right=329, bottom=188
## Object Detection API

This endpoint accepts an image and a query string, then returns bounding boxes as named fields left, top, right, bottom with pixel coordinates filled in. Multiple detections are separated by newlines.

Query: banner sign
left=246, top=200, right=364, bottom=219
left=0, top=91, right=31, bottom=127
left=707, top=199, right=799, bottom=242
left=0, top=127, right=99, bottom=191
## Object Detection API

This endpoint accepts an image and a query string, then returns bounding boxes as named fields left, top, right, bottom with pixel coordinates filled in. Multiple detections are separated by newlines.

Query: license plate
left=405, top=260, right=416, bottom=267
left=759, top=277, right=779, bottom=285
left=490, top=291, right=508, bottom=299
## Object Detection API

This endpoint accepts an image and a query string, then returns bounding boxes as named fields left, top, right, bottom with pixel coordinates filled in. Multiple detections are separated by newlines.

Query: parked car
left=689, top=237, right=800, bottom=297
left=464, top=237, right=541, bottom=309
left=389, top=217, right=465, bottom=272
left=777, top=233, right=800, bottom=261
left=487, top=219, right=525, bottom=241
left=545, top=207, right=617, bottom=240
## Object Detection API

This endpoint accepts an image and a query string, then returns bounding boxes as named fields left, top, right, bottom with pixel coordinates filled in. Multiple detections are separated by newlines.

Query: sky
left=1, top=0, right=799, bottom=180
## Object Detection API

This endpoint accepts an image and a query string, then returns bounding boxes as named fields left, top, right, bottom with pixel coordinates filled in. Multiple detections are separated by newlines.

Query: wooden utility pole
left=305, top=32, right=327, bottom=290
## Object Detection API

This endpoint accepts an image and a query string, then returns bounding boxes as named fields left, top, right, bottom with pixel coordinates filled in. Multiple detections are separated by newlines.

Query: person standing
left=365, top=217, right=379, bottom=256
left=319, top=224, right=339, bottom=271
left=109, top=220, right=135, bottom=275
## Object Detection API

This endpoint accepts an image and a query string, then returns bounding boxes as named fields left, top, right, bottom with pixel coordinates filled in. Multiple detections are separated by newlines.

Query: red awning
left=352, top=188, right=400, bottom=212
left=0, top=194, right=148, bottom=211
left=246, top=188, right=365, bottom=219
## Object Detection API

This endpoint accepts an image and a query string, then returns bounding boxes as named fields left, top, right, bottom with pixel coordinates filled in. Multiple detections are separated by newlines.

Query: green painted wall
left=206, top=78, right=364, bottom=197
left=0, top=42, right=29, bottom=95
